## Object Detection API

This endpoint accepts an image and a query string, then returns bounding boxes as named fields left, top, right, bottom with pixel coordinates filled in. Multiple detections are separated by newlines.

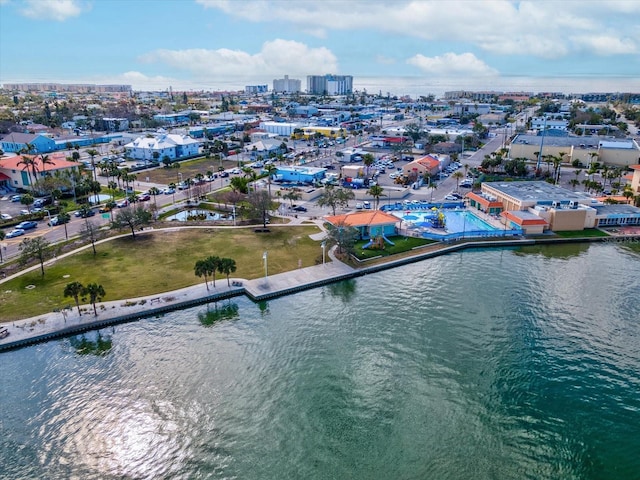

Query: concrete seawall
left=1, top=234, right=637, bottom=353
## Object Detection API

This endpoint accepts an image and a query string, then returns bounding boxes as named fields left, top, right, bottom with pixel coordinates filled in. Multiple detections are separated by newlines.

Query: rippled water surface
left=1, top=243, right=639, bottom=479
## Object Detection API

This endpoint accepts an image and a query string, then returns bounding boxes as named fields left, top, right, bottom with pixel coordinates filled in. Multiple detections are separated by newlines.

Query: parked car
left=10, top=195, right=22, bottom=202
left=355, top=203, right=363, bottom=210
left=48, top=215, right=69, bottom=226
left=17, top=220, right=38, bottom=230
left=163, top=187, right=175, bottom=195
left=219, top=171, right=229, bottom=178
left=292, top=205, right=308, bottom=212
left=1, top=213, right=12, bottom=220
left=75, top=208, right=96, bottom=218
left=444, top=195, right=458, bottom=201
left=6, top=228, right=25, bottom=238
left=138, top=194, right=151, bottom=202
left=116, top=199, right=129, bottom=208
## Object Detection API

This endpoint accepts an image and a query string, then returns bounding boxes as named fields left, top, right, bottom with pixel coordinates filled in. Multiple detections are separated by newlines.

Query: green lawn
left=353, top=236, right=436, bottom=260
left=553, top=229, right=610, bottom=238
left=0, top=226, right=323, bottom=322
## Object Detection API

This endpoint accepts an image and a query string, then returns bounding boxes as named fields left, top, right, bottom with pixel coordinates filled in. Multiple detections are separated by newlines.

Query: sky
left=0, top=0, right=638, bottom=96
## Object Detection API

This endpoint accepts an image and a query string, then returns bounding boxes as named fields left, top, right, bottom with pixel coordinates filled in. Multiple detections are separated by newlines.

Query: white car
left=6, top=228, right=25, bottom=238
left=445, top=195, right=458, bottom=201
left=389, top=172, right=400, bottom=179
left=1, top=213, right=12, bottom=220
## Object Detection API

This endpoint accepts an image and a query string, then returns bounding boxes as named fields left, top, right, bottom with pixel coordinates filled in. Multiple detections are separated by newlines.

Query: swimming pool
left=392, top=208, right=513, bottom=238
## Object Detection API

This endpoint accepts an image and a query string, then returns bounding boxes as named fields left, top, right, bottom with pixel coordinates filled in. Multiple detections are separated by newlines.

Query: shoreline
left=2, top=233, right=637, bottom=353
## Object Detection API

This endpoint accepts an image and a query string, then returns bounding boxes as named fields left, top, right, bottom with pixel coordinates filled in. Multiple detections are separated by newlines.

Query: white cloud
left=571, top=35, right=637, bottom=56
left=407, top=52, right=498, bottom=77
left=19, top=0, right=85, bottom=21
left=195, top=0, right=639, bottom=59
left=139, top=39, right=339, bottom=77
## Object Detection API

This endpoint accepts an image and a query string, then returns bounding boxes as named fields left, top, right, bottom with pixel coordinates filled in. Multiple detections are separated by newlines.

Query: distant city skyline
left=1, top=0, right=638, bottom=96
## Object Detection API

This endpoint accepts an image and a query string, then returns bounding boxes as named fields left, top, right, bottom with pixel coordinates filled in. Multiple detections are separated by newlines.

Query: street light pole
left=321, top=241, right=326, bottom=266
left=262, top=251, right=268, bottom=282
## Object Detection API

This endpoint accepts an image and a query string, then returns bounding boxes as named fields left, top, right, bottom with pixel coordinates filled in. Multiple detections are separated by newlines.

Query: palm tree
left=367, top=184, right=385, bottom=209
left=452, top=171, right=464, bottom=190
left=194, top=259, right=211, bottom=291
left=168, top=182, right=177, bottom=204
left=206, top=255, right=221, bottom=287
left=430, top=182, right=438, bottom=202
left=17, top=155, right=38, bottom=191
left=149, top=186, right=161, bottom=210
left=264, top=164, right=278, bottom=197
left=86, top=148, right=99, bottom=181
left=362, top=153, right=375, bottom=177
left=64, top=281, right=85, bottom=316
left=206, top=169, right=214, bottom=192
left=57, top=212, right=71, bottom=239
left=218, top=257, right=237, bottom=286
left=82, top=282, right=105, bottom=316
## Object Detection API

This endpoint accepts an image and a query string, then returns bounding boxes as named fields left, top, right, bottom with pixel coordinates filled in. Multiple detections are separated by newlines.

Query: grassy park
left=0, top=225, right=323, bottom=321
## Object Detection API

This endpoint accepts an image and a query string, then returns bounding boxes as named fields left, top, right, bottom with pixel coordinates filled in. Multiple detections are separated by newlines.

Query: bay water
left=1, top=242, right=639, bottom=479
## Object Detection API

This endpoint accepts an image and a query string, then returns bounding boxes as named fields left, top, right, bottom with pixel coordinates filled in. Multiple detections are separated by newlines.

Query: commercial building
left=259, top=121, right=299, bottom=137
left=273, top=166, right=326, bottom=184
left=0, top=153, right=79, bottom=191
left=509, top=134, right=640, bottom=167
left=530, top=117, right=569, bottom=131
left=631, top=165, right=640, bottom=195
left=402, top=155, right=441, bottom=178
left=470, top=181, right=640, bottom=232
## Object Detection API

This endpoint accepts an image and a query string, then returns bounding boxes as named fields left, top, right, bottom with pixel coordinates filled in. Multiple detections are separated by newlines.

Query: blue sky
left=1, top=0, right=638, bottom=95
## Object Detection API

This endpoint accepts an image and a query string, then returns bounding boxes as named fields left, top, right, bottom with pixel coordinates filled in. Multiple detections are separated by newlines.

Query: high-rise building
left=306, top=75, right=353, bottom=95
left=273, top=75, right=301, bottom=94
left=245, top=85, right=268, bottom=94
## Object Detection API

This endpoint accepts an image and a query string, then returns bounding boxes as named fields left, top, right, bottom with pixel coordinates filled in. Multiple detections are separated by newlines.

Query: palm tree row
left=194, top=256, right=237, bottom=291
left=63, top=281, right=106, bottom=317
